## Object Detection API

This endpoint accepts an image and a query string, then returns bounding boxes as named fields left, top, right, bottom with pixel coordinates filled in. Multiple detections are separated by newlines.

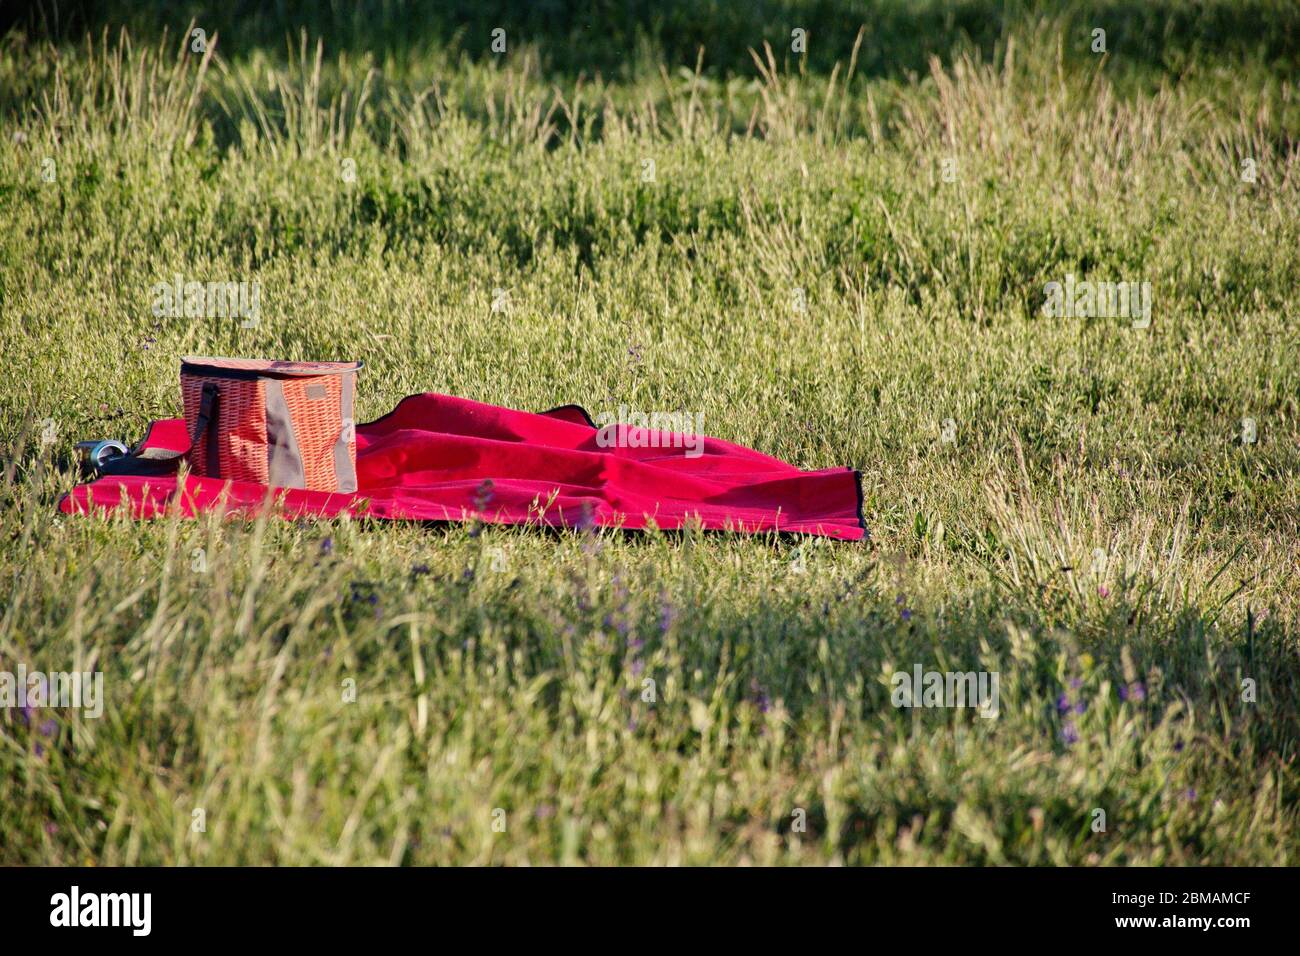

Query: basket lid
left=181, top=356, right=363, bottom=378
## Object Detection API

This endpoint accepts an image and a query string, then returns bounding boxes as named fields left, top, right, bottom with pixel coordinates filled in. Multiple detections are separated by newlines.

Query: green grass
left=1, top=1, right=1297, bottom=864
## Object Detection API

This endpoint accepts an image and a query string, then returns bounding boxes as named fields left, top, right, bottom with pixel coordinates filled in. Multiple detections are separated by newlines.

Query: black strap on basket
left=97, top=382, right=220, bottom=477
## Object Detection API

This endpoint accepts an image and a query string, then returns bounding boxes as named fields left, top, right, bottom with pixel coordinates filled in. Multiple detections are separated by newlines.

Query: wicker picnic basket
left=178, top=356, right=363, bottom=493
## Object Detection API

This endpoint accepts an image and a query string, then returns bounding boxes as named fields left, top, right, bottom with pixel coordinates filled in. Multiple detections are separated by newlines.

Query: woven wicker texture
left=281, top=375, right=347, bottom=490
left=181, top=374, right=269, bottom=483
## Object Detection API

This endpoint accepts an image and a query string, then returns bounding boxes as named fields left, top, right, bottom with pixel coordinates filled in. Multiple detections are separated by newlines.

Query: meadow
left=0, top=0, right=1297, bottom=864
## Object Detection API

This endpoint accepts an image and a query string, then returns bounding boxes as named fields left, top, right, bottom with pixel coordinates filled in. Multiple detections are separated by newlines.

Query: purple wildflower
left=320, top=536, right=333, bottom=555
left=1056, top=693, right=1072, bottom=715
left=1119, top=681, right=1146, bottom=702
left=38, top=718, right=57, bottom=737
left=473, top=479, right=495, bottom=513
left=346, top=582, right=382, bottom=618
left=658, top=601, right=675, bottom=634
left=1061, top=723, right=1079, bottom=745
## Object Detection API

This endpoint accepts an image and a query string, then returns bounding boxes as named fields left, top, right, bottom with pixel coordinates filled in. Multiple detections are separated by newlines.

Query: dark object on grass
left=74, top=439, right=128, bottom=477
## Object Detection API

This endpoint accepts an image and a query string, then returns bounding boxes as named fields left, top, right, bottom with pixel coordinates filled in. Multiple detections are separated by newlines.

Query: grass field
left=1, top=0, right=1298, bottom=864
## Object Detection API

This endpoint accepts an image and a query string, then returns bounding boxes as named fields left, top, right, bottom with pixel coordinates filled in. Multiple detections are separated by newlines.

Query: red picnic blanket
left=60, top=393, right=865, bottom=540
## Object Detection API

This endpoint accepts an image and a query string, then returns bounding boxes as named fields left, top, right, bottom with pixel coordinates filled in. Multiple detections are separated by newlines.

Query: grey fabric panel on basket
left=332, top=373, right=357, bottom=494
